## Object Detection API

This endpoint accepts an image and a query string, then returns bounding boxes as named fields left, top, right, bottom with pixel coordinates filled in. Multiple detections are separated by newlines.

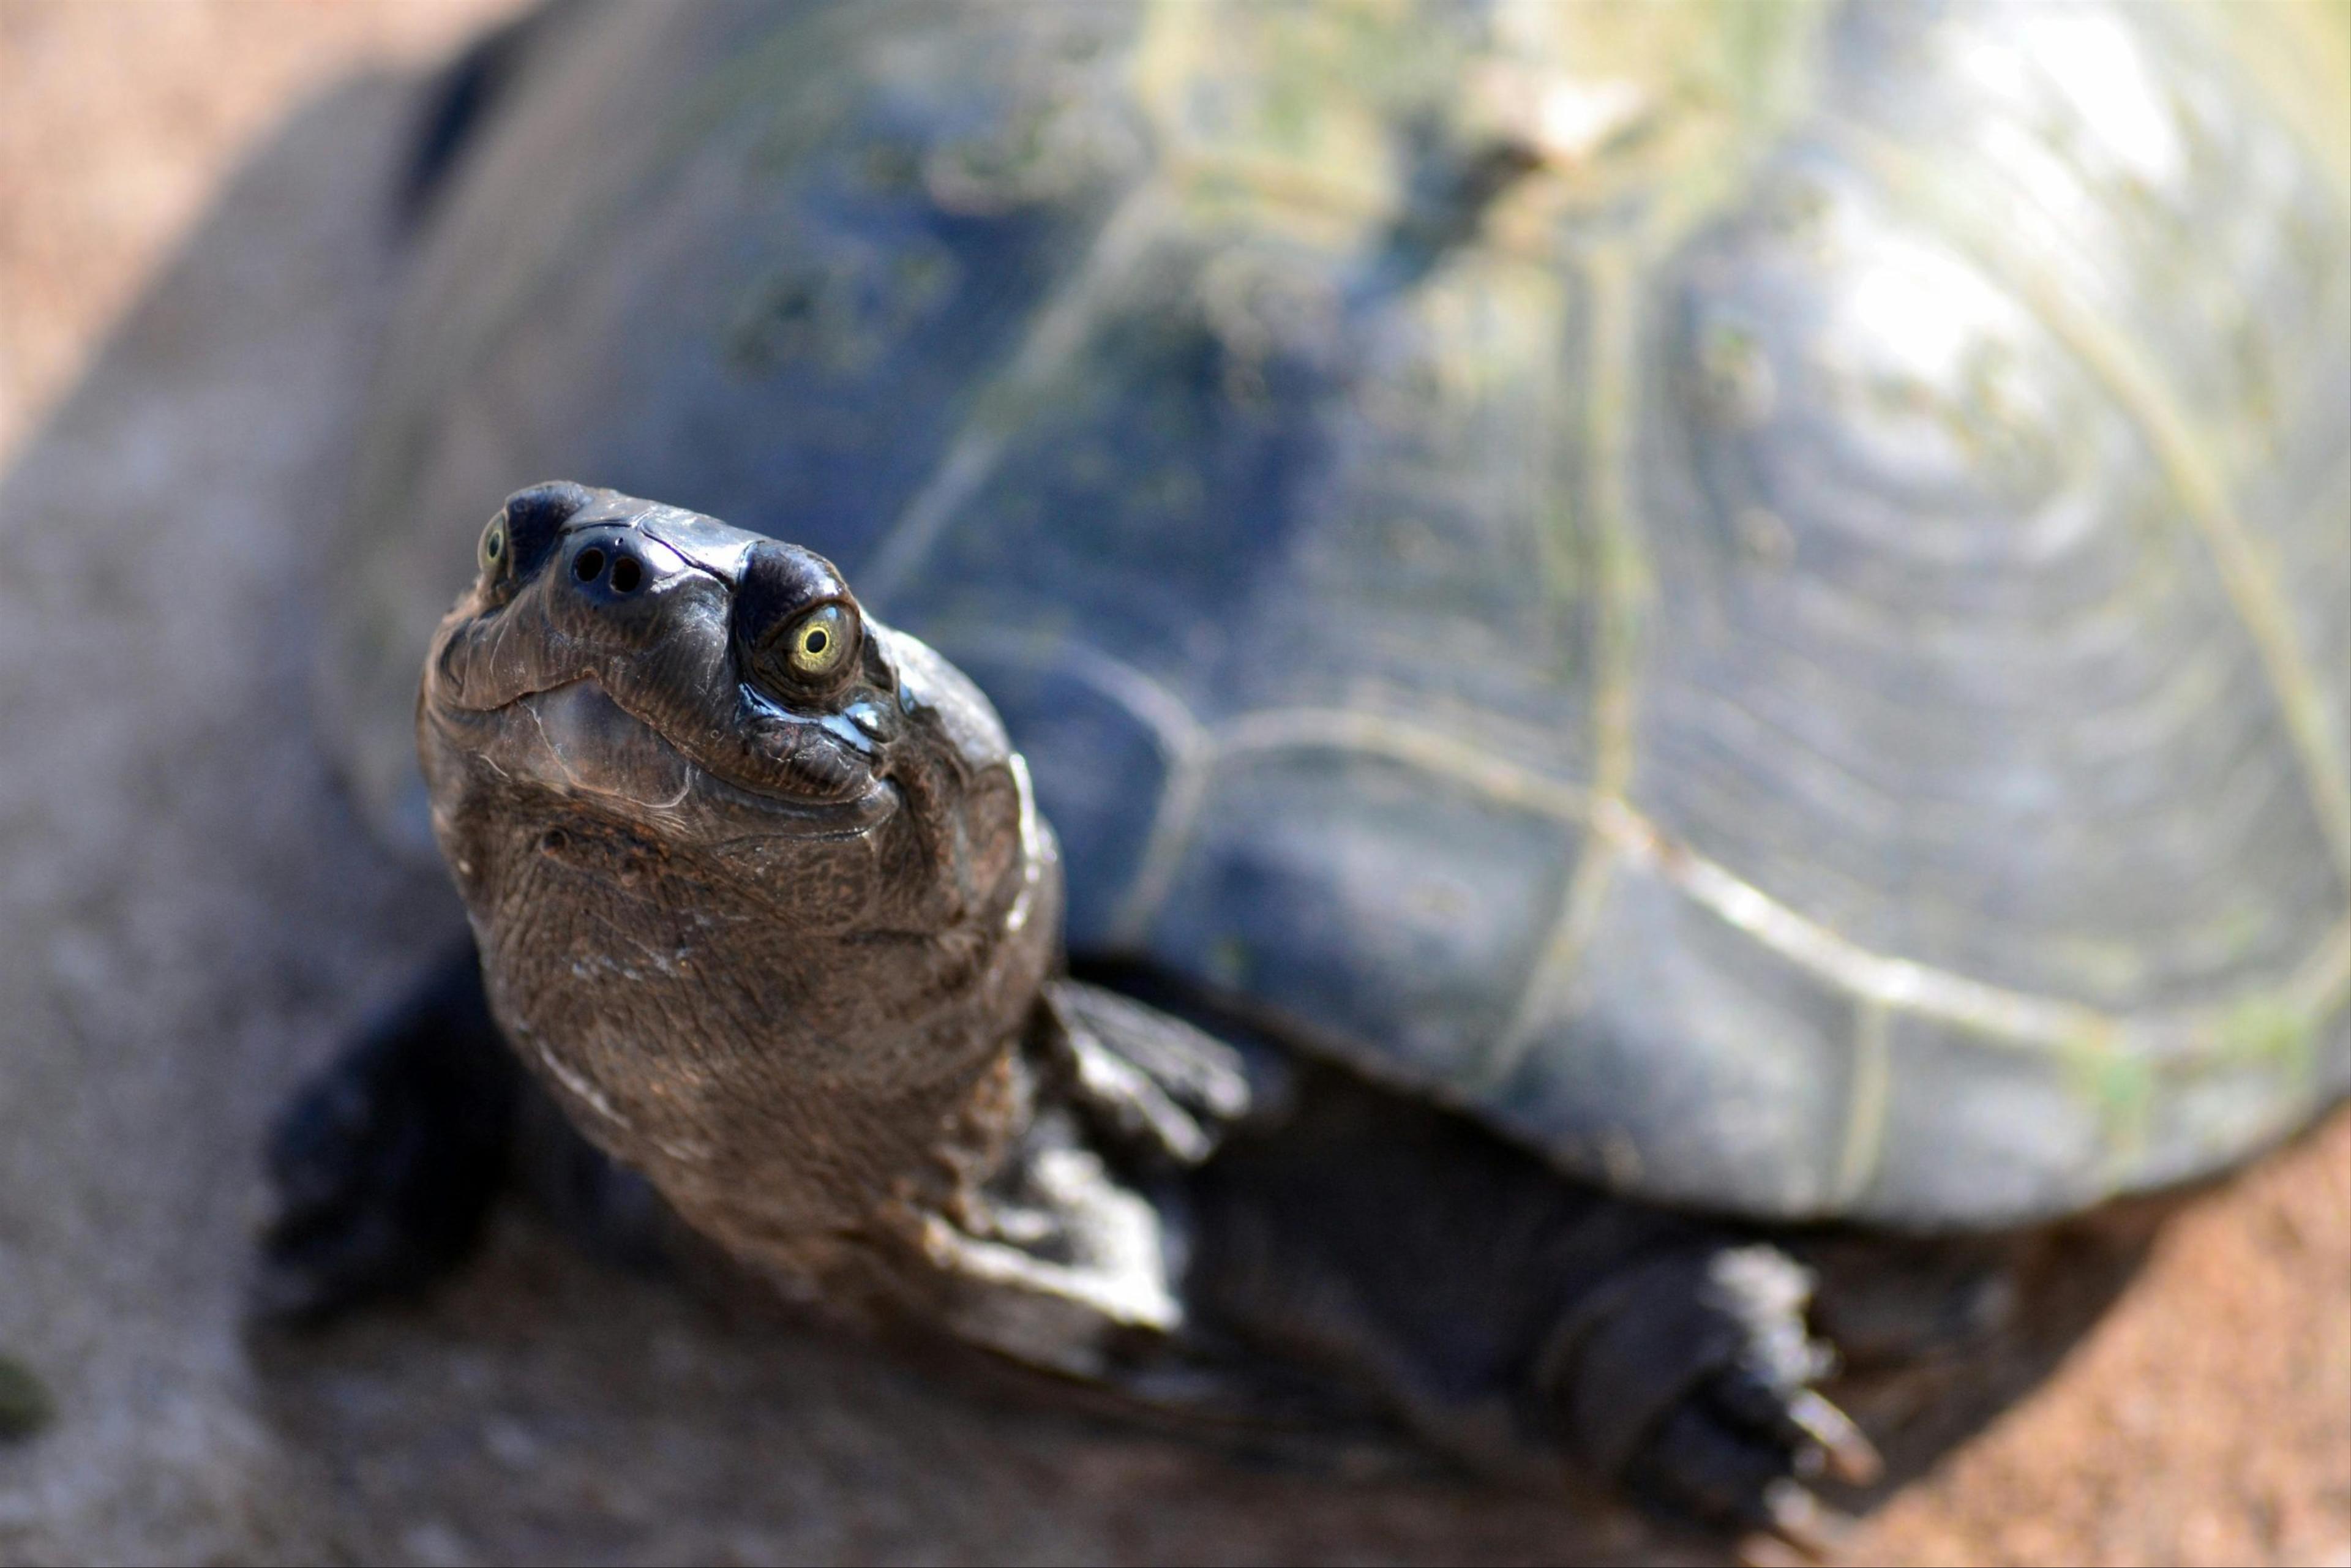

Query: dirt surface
left=0, top=6, right=2343, bottom=1564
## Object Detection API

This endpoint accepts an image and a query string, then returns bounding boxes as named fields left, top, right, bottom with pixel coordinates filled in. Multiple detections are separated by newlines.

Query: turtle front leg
left=902, top=985, right=1386, bottom=1433
left=255, top=940, right=521, bottom=1321
left=1036, top=978, right=1272, bottom=1166
left=908, top=983, right=1264, bottom=1381
left=1181, top=1066, right=1876, bottom=1550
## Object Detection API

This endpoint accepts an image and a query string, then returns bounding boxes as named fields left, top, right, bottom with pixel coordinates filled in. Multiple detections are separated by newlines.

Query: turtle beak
left=427, top=490, right=898, bottom=815
left=431, top=517, right=705, bottom=716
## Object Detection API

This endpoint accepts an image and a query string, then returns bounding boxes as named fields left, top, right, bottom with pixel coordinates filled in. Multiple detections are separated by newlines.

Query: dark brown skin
left=266, top=482, right=2115, bottom=1551
left=421, top=482, right=1063, bottom=1324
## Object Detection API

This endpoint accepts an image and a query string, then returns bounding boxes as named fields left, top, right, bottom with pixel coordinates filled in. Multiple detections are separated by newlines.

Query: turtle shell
left=329, top=0, right=2351, bottom=1226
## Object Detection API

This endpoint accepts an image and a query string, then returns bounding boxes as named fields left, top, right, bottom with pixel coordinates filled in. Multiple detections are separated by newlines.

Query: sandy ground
left=0, top=5, right=2342, bottom=1564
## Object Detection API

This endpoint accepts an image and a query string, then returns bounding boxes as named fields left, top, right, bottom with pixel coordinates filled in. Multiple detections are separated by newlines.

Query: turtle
left=260, top=0, right=2351, bottom=1546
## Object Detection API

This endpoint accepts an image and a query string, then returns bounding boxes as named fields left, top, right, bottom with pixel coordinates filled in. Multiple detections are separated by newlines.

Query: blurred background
left=0, top=4, right=2342, bottom=1564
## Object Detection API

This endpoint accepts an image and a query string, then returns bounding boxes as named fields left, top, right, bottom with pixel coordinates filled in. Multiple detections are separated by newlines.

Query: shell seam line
left=945, top=638, right=1207, bottom=952
left=1119, top=705, right=2350, bottom=1063
left=1829, top=997, right=1894, bottom=1206
left=1482, top=241, right=1642, bottom=1093
left=1106, top=749, right=1215, bottom=951
left=858, top=179, right=1176, bottom=609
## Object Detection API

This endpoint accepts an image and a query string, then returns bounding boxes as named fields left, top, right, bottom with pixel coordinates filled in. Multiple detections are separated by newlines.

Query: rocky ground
left=0, top=5, right=2343, bottom=1564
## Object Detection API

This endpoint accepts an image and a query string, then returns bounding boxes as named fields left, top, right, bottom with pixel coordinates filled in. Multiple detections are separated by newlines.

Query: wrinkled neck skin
left=417, top=490, right=1059, bottom=1308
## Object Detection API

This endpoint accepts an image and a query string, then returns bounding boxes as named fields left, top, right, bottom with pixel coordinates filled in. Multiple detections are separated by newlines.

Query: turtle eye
left=479, top=516, right=509, bottom=578
left=736, top=539, right=862, bottom=703
left=750, top=598, right=860, bottom=697
left=783, top=603, right=853, bottom=678
left=488, top=481, right=593, bottom=587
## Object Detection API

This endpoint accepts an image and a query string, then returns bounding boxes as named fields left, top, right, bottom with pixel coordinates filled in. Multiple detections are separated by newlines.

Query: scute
left=1867, top=1014, right=2107, bottom=1223
left=1486, top=861, right=1860, bottom=1216
left=1635, top=135, right=2341, bottom=1011
left=1149, top=747, right=1583, bottom=1090
left=336, top=0, right=2350, bottom=1225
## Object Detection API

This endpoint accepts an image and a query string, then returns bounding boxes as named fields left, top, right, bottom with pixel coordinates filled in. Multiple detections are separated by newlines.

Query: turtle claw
left=1758, top=1477, right=1856, bottom=1557
left=1542, top=1242, right=1872, bottom=1545
left=1735, top=1480, right=1858, bottom=1565
left=1785, top=1388, right=1881, bottom=1486
left=1622, top=1382, right=1861, bottom=1551
left=1709, top=1370, right=1882, bottom=1488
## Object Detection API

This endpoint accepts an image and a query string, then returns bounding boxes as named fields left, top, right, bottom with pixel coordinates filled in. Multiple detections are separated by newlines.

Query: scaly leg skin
left=255, top=941, right=522, bottom=1322
left=1178, top=1062, right=1878, bottom=1552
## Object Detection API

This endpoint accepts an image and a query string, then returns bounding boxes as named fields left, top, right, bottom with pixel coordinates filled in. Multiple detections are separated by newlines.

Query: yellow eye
left=479, top=517, right=508, bottom=575
left=786, top=603, right=853, bottom=677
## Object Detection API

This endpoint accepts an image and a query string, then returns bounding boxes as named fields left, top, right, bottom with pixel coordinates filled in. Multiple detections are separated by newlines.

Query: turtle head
left=416, top=483, right=1057, bottom=1250
left=422, top=481, right=1048, bottom=932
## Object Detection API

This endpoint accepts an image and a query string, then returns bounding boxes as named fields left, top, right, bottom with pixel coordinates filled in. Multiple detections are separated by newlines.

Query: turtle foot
left=1040, top=978, right=1265, bottom=1168
left=1540, top=1242, right=1879, bottom=1553
left=255, top=945, right=519, bottom=1324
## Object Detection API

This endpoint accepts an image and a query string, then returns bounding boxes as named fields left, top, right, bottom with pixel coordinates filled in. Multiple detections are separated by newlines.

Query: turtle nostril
left=572, top=546, right=607, bottom=583
left=609, top=555, right=643, bottom=593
